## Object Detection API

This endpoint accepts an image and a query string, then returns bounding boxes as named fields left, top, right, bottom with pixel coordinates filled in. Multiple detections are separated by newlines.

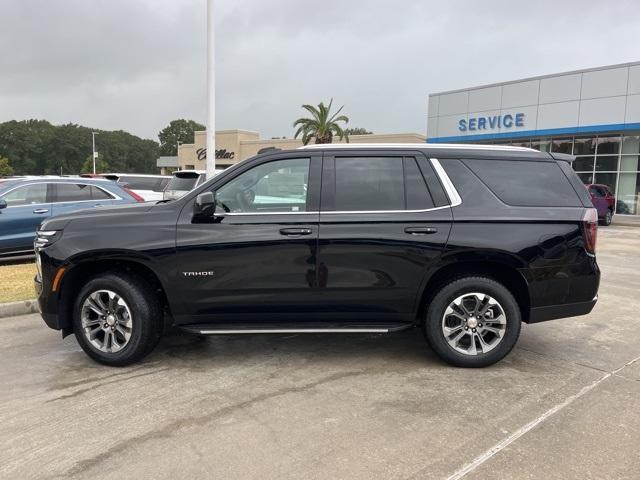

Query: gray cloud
left=1, top=0, right=639, bottom=140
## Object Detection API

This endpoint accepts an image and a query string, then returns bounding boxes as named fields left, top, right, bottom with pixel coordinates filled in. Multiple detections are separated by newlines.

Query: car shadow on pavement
left=148, top=327, right=443, bottom=370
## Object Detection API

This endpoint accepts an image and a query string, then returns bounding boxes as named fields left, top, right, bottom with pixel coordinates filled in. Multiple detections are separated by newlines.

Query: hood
left=40, top=202, right=157, bottom=231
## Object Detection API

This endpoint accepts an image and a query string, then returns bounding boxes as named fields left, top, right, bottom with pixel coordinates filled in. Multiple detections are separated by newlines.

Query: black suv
left=35, top=144, right=600, bottom=367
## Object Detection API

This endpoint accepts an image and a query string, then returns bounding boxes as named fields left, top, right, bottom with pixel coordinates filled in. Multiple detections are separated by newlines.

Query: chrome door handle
left=279, top=228, right=312, bottom=236
left=404, top=227, right=438, bottom=235
left=33, top=209, right=49, bottom=214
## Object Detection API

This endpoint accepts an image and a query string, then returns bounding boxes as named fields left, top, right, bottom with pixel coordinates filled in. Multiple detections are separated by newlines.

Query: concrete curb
left=0, top=299, right=39, bottom=318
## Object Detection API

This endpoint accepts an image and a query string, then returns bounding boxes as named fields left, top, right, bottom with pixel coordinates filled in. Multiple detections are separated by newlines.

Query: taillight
left=582, top=208, right=598, bottom=255
left=123, top=187, right=145, bottom=202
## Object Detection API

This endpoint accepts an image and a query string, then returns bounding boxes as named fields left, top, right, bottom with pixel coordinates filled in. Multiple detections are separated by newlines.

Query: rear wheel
left=72, top=272, right=162, bottom=366
left=600, top=210, right=612, bottom=226
left=424, top=276, right=521, bottom=367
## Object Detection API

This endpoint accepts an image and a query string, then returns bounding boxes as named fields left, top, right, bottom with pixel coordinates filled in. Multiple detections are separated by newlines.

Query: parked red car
left=585, top=184, right=615, bottom=226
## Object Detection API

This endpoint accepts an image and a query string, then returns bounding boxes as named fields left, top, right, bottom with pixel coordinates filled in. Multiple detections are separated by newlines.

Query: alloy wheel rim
left=81, top=290, right=133, bottom=353
left=441, top=292, right=507, bottom=356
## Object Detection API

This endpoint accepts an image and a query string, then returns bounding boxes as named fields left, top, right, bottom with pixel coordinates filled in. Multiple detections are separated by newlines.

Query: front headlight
left=34, top=230, right=62, bottom=249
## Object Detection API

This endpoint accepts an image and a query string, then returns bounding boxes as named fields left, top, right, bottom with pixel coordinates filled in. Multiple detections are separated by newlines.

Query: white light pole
left=176, top=140, right=182, bottom=171
left=91, top=132, right=99, bottom=174
left=206, top=0, right=216, bottom=179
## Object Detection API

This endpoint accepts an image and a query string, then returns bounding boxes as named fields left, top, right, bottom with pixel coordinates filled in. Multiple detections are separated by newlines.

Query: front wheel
left=424, top=276, right=521, bottom=367
left=72, top=272, right=162, bottom=366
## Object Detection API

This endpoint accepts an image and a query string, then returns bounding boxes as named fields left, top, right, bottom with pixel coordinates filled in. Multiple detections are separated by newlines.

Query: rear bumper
left=528, top=296, right=598, bottom=323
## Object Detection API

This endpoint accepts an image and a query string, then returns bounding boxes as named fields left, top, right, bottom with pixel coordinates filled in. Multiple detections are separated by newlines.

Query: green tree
left=0, top=120, right=160, bottom=175
left=293, top=99, right=349, bottom=145
left=158, top=119, right=205, bottom=156
left=0, top=156, right=14, bottom=176
left=344, top=127, right=372, bottom=135
left=81, top=154, right=110, bottom=174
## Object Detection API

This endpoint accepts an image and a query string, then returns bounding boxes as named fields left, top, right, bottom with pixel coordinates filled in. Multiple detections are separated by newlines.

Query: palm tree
left=293, top=99, right=349, bottom=145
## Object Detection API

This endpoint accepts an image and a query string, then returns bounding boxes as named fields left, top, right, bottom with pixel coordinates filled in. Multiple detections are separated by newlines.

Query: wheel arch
left=415, top=255, right=531, bottom=324
left=57, top=254, right=172, bottom=334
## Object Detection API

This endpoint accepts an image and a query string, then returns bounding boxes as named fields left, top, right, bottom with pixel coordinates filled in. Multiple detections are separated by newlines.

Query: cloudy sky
left=1, top=0, right=639, bottom=141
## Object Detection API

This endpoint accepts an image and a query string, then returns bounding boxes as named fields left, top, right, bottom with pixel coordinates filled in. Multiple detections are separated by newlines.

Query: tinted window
left=216, top=158, right=309, bottom=213
left=416, top=157, right=449, bottom=207
left=590, top=186, right=605, bottom=198
left=118, top=176, right=166, bottom=191
left=91, top=186, right=113, bottom=200
left=1, top=183, right=47, bottom=206
left=404, top=157, right=434, bottom=210
left=166, top=176, right=198, bottom=192
left=463, top=159, right=582, bottom=207
left=334, top=157, right=404, bottom=211
left=55, top=183, right=94, bottom=202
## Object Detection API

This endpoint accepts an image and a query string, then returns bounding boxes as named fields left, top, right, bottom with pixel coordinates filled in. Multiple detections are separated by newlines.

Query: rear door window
left=54, top=183, right=95, bottom=202
left=462, top=159, right=582, bottom=207
left=333, top=157, right=404, bottom=211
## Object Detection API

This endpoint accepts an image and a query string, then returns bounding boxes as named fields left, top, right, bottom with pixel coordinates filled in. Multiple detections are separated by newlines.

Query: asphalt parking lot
left=1, top=227, right=639, bottom=480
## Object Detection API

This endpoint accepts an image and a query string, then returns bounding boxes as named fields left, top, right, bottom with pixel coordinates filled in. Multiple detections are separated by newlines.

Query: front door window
left=215, top=158, right=310, bottom=213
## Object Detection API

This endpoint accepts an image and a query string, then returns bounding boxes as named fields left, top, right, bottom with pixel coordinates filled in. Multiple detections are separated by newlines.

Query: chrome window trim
left=208, top=156, right=462, bottom=216
left=0, top=181, right=120, bottom=208
left=214, top=210, right=318, bottom=216
left=430, top=158, right=462, bottom=207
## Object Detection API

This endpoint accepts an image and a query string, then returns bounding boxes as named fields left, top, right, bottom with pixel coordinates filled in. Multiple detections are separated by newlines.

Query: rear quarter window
left=462, top=159, right=583, bottom=207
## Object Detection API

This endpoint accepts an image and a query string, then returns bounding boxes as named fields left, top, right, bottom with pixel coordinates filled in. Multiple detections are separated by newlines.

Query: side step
left=179, top=322, right=414, bottom=335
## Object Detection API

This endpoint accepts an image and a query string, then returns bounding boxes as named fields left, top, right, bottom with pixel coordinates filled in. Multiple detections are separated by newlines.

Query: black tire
left=423, top=276, right=521, bottom=368
left=600, top=210, right=612, bottom=226
left=72, top=272, right=162, bottom=366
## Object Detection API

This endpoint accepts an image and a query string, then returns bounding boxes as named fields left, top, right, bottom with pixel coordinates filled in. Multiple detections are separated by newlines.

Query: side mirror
left=0, top=199, right=7, bottom=210
left=195, top=191, right=216, bottom=216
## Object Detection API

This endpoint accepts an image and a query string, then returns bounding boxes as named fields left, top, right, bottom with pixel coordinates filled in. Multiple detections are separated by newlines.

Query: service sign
left=459, top=113, right=525, bottom=132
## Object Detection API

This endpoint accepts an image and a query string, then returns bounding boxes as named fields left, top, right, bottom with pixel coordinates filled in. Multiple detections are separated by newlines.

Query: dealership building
left=427, top=61, right=640, bottom=217
left=157, top=130, right=426, bottom=174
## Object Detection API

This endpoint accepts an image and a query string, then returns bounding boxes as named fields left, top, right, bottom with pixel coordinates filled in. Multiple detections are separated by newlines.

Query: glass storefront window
left=621, top=156, right=640, bottom=171
left=511, top=140, right=531, bottom=148
left=595, top=156, right=619, bottom=172
left=573, top=137, right=596, bottom=155
left=573, top=156, right=594, bottom=172
left=622, top=136, right=640, bottom=155
left=530, top=138, right=550, bottom=152
left=594, top=173, right=617, bottom=196
left=596, top=136, right=621, bottom=155
left=617, top=172, right=640, bottom=215
left=551, top=137, right=573, bottom=154
left=576, top=172, right=594, bottom=184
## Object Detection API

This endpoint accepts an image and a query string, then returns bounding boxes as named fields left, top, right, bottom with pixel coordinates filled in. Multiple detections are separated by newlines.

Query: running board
left=179, top=322, right=414, bottom=335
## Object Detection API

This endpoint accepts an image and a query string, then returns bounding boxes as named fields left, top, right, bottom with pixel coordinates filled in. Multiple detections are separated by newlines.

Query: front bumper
left=528, top=295, right=598, bottom=323
left=35, top=275, right=62, bottom=329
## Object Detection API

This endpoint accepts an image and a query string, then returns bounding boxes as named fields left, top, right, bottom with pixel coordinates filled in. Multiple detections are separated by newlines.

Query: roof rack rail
left=298, top=143, right=536, bottom=152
